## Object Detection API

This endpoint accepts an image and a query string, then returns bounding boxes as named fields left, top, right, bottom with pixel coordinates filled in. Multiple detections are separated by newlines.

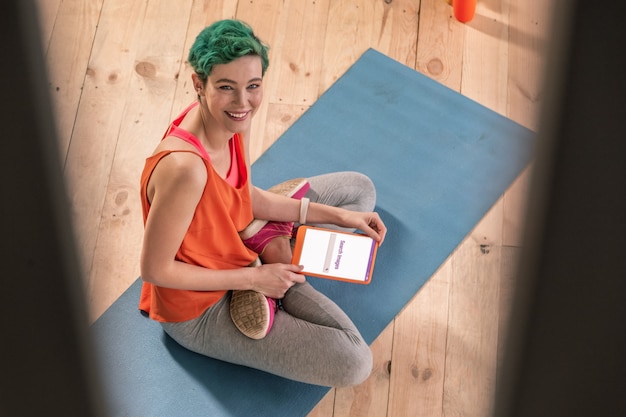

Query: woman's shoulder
left=151, top=147, right=207, bottom=186
left=144, top=147, right=208, bottom=205
left=153, top=135, right=202, bottom=154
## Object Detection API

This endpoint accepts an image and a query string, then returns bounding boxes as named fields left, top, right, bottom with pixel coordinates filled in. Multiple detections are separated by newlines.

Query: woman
left=139, top=19, right=387, bottom=387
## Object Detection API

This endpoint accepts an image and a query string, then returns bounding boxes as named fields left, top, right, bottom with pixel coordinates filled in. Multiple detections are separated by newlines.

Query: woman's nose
left=233, top=90, right=246, bottom=105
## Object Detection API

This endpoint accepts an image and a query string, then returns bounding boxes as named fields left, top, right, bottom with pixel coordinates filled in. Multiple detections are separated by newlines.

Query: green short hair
left=188, top=19, right=269, bottom=82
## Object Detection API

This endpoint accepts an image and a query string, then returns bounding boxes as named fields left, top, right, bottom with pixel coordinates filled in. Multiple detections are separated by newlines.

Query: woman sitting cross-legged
left=139, top=19, right=387, bottom=387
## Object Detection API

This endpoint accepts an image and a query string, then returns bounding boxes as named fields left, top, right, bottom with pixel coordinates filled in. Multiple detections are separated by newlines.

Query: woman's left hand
left=344, top=211, right=387, bottom=244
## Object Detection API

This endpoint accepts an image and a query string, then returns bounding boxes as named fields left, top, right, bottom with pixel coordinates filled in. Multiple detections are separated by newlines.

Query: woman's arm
left=241, top=127, right=386, bottom=244
left=140, top=152, right=304, bottom=297
left=250, top=186, right=387, bottom=244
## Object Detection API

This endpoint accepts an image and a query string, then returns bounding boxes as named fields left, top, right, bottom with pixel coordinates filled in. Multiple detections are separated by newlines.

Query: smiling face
left=194, top=55, right=264, bottom=138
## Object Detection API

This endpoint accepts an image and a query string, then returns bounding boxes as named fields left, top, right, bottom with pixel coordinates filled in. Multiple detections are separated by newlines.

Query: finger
left=291, top=272, right=307, bottom=284
left=369, top=216, right=387, bottom=244
left=287, top=263, right=304, bottom=273
left=360, top=223, right=382, bottom=243
left=282, top=264, right=306, bottom=284
left=374, top=221, right=387, bottom=244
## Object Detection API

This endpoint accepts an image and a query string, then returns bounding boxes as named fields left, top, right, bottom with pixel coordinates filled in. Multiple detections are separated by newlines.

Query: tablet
left=291, top=226, right=378, bottom=284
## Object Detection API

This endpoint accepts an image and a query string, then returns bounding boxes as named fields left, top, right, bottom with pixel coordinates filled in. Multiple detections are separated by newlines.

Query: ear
left=191, top=73, right=203, bottom=94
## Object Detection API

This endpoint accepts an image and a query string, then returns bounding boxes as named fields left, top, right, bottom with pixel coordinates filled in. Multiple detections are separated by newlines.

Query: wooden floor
left=37, top=0, right=553, bottom=415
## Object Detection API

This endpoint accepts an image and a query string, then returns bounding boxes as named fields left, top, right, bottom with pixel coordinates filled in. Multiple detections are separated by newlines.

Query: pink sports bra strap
left=163, top=102, right=211, bottom=160
left=167, top=126, right=211, bottom=160
left=162, top=101, right=243, bottom=188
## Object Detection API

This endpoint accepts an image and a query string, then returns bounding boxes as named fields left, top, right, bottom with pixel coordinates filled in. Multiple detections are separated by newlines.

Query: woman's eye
left=219, top=85, right=233, bottom=90
left=248, top=84, right=260, bottom=90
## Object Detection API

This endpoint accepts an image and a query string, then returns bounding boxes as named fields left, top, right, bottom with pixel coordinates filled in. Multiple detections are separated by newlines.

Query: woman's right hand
left=250, top=263, right=306, bottom=299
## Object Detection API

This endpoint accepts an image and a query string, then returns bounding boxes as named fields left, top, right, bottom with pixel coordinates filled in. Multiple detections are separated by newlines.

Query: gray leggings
left=161, top=172, right=376, bottom=387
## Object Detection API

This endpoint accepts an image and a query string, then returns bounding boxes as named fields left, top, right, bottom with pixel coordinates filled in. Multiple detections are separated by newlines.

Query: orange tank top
left=138, top=103, right=257, bottom=322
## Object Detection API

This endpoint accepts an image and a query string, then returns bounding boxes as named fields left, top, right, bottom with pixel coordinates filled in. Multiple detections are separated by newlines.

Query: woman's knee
left=306, top=171, right=377, bottom=212
left=348, top=172, right=376, bottom=211
left=330, top=342, right=373, bottom=387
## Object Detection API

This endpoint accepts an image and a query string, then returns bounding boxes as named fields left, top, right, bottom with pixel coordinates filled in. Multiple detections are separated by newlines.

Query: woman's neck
left=185, top=102, right=233, bottom=153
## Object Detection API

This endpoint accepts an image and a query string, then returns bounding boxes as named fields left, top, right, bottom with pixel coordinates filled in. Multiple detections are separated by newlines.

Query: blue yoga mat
left=91, top=49, right=534, bottom=416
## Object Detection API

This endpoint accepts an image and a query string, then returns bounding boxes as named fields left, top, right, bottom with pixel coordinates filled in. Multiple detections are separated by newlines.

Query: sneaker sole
left=229, top=290, right=271, bottom=340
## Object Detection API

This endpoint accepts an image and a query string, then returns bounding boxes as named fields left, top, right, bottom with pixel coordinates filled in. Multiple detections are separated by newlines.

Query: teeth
left=228, top=111, right=246, bottom=118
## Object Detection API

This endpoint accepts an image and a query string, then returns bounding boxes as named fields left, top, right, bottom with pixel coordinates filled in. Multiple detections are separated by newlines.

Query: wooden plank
left=387, top=265, right=451, bottom=417
left=321, top=0, right=419, bottom=93
left=444, top=238, right=502, bottom=417
left=63, top=0, right=148, bottom=318
left=379, top=0, right=420, bottom=69
left=43, top=0, right=104, bottom=161
left=459, top=0, right=510, bottom=115
left=87, top=0, right=194, bottom=321
left=34, top=0, right=62, bottom=54
left=267, top=0, right=331, bottom=106
left=507, top=0, right=554, bottom=131
left=503, top=0, right=554, bottom=247
left=320, top=0, right=368, bottom=84
left=415, top=0, right=464, bottom=87
left=333, top=323, right=394, bottom=417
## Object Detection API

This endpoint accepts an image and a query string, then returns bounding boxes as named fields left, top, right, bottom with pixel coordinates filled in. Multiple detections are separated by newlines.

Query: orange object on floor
left=453, top=0, right=476, bottom=23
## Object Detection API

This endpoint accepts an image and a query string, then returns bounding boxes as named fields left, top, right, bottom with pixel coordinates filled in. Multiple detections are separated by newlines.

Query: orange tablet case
left=291, top=226, right=379, bottom=284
